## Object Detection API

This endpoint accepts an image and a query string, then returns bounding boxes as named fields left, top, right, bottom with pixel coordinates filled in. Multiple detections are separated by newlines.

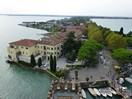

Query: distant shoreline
left=0, top=14, right=132, bottom=19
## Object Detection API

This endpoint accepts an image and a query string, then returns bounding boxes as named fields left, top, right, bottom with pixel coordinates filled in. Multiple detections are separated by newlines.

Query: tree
left=88, top=24, right=103, bottom=43
left=86, top=77, right=89, bottom=81
left=126, top=37, right=132, bottom=48
left=126, top=31, right=132, bottom=37
left=103, top=30, right=112, bottom=40
left=75, top=70, right=78, bottom=80
left=106, top=33, right=127, bottom=50
left=62, top=31, right=75, bottom=55
left=119, top=27, right=124, bottom=36
left=112, top=48, right=132, bottom=65
left=53, top=56, right=57, bottom=72
left=50, top=55, right=53, bottom=71
left=78, top=39, right=103, bottom=66
left=38, top=58, right=42, bottom=67
left=30, top=55, right=36, bottom=67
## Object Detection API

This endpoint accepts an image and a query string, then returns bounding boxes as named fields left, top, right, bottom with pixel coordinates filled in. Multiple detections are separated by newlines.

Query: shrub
left=86, top=77, right=89, bottom=81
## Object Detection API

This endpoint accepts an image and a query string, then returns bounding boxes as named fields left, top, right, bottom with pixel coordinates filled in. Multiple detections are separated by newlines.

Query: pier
left=47, top=79, right=84, bottom=99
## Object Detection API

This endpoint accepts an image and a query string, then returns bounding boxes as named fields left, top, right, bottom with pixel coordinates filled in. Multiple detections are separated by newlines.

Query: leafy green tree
left=78, top=39, right=103, bottom=66
left=101, top=27, right=110, bottom=35
left=30, top=55, right=36, bottom=67
left=86, top=77, right=89, bottom=81
left=50, top=55, right=53, bottom=71
left=126, top=31, right=132, bottom=37
left=89, top=30, right=103, bottom=43
left=53, top=56, right=57, bottom=72
left=126, top=37, right=132, bottom=48
left=55, top=69, right=69, bottom=79
left=82, top=29, right=88, bottom=36
left=88, top=24, right=103, bottom=43
left=38, top=58, right=42, bottom=67
left=62, top=31, right=75, bottom=55
left=75, top=70, right=78, bottom=80
left=103, top=30, right=112, bottom=39
left=106, top=33, right=127, bottom=50
left=119, top=27, right=124, bottom=36
left=112, top=48, right=132, bottom=65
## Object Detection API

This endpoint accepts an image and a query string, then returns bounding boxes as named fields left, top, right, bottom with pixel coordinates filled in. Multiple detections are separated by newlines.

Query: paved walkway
left=67, top=48, right=118, bottom=82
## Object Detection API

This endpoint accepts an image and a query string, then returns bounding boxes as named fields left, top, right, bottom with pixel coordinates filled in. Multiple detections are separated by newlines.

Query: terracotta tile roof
left=39, top=26, right=86, bottom=46
left=40, top=33, right=67, bottom=46
left=9, top=39, right=38, bottom=47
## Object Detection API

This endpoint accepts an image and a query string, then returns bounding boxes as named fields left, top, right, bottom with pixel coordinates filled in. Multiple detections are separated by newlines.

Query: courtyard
left=42, top=48, right=119, bottom=82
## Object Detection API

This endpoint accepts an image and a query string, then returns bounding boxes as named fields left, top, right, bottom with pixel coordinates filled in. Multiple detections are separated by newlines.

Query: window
left=10, top=45, right=14, bottom=48
left=44, top=46, right=46, bottom=50
left=41, top=46, right=42, bottom=49
left=26, top=47, right=28, bottom=49
left=54, top=52, right=56, bottom=54
left=21, top=46, right=23, bottom=48
left=51, top=48, right=53, bottom=50
left=57, top=47, right=59, bottom=50
left=44, top=52, right=46, bottom=55
left=54, top=47, right=56, bottom=50
left=47, top=47, right=50, bottom=50
left=23, top=52, right=24, bottom=54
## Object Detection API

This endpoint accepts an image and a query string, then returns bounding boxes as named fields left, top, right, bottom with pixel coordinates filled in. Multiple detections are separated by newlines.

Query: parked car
left=75, top=58, right=78, bottom=62
left=43, top=63, right=49, bottom=67
left=66, top=60, right=73, bottom=63
left=56, top=66, right=59, bottom=70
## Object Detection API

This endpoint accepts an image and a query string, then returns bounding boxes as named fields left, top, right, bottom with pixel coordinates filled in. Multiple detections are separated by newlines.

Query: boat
left=110, top=88, right=117, bottom=95
left=119, top=78, right=124, bottom=84
left=81, top=89, right=86, bottom=99
left=99, top=88, right=107, bottom=97
left=106, top=88, right=112, bottom=97
left=93, top=88, right=101, bottom=96
left=88, top=88, right=97, bottom=97
left=125, top=77, right=132, bottom=84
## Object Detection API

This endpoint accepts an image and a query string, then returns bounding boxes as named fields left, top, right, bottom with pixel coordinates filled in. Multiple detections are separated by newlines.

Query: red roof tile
left=9, top=39, right=38, bottom=47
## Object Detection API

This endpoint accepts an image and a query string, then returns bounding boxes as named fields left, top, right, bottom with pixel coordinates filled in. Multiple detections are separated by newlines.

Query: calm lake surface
left=0, top=16, right=131, bottom=99
left=92, top=19, right=132, bottom=34
left=0, top=16, right=65, bottom=99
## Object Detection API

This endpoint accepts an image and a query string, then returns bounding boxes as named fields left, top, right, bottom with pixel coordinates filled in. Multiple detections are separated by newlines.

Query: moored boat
left=125, top=77, right=132, bottom=84
left=110, top=88, right=117, bottom=95
left=81, top=89, right=86, bottom=99
left=106, top=90, right=112, bottom=97
left=93, top=88, right=101, bottom=96
left=99, top=88, right=107, bottom=97
left=88, top=88, right=97, bottom=97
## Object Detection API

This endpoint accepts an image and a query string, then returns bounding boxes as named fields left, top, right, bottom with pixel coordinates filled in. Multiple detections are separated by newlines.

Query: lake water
left=92, top=19, right=132, bottom=34
left=0, top=16, right=65, bottom=99
left=0, top=16, right=131, bottom=99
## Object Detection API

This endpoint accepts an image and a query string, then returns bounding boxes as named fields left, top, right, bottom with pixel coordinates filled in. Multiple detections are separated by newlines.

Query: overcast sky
left=0, top=0, right=132, bottom=17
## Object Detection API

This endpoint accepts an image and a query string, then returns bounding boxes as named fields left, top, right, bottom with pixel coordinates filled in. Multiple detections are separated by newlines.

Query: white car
left=75, top=59, right=78, bottom=62
left=56, top=66, right=59, bottom=71
left=43, top=63, right=49, bottom=67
